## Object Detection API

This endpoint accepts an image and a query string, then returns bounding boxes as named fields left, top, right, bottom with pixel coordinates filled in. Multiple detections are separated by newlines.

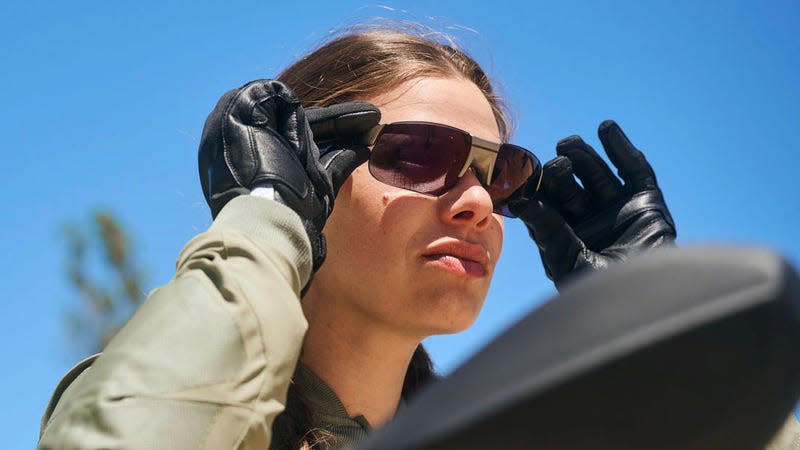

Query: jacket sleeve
left=38, top=195, right=312, bottom=450
left=765, top=414, right=800, bottom=450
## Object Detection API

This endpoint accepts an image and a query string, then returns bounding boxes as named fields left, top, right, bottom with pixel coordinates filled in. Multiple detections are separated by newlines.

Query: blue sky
left=1, top=1, right=798, bottom=447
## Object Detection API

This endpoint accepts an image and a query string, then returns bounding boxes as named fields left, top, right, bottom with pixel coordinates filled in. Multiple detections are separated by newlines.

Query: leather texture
left=197, top=79, right=380, bottom=270
left=510, top=120, right=676, bottom=290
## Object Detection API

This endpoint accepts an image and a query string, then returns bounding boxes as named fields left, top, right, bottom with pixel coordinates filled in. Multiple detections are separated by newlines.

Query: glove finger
left=514, top=196, right=587, bottom=283
left=305, top=101, right=380, bottom=202
left=252, top=85, right=327, bottom=189
left=319, top=143, right=370, bottom=197
left=214, top=80, right=310, bottom=193
left=252, top=82, right=335, bottom=221
left=556, top=135, right=622, bottom=204
left=541, top=155, right=591, bottom=222
left=307, top=101, right=382, bottom=144
left=598, top=120, right=657, bottom=192
left=254, top=81, right=307, bottom=157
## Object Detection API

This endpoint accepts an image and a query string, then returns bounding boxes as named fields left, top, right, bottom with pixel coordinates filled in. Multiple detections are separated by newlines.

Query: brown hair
left=273, top=23, right=512, bottom=449
left=279, top=24, right=513, bottom=141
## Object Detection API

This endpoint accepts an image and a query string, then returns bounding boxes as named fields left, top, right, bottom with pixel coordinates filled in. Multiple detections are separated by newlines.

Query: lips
left=421, top=240, right=491, bottom=277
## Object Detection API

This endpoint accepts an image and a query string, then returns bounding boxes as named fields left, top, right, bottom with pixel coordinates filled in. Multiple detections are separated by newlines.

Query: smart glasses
left=361, top=121, right=542, bottom=217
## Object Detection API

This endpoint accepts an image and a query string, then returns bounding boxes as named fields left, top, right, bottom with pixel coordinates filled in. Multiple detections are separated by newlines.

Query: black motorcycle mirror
left=358, top=246, right=800, bottom=450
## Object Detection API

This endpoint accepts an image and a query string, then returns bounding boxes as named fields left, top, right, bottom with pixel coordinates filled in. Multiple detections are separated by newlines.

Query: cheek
left=324, top=166, right=429, bottom=267
left=326, top=168, right=384, bottom=250
left=346, top=165, right=435, bottom=237
left=494, top=215, right=505, bottom=256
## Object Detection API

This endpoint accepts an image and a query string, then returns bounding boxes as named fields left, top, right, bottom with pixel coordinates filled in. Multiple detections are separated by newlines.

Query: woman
left=38, top=24, right=676, bottom=449
left=273, top=30, right=516, bottom=448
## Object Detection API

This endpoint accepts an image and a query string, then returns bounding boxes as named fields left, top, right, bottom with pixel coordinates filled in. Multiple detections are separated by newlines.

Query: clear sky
left=1, top=1, right=798, bottom=447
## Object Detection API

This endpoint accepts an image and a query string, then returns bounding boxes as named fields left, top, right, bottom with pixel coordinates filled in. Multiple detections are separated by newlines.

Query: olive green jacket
left=39, top=196, right=315, bottom=449
left=37, top=195, right=800, bottom=449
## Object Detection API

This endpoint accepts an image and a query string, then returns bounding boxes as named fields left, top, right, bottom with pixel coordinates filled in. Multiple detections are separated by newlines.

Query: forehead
left=365, top=77, right=501, bottom=142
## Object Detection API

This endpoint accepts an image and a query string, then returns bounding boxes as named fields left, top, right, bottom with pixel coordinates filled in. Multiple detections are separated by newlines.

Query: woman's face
left=308, top=76, right=504, bottom=339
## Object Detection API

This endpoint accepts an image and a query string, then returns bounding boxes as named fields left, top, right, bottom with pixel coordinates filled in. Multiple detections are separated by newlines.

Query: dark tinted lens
left=488, top=144, right=542, bottom=217
left=369, top=123, right=470, bottom=196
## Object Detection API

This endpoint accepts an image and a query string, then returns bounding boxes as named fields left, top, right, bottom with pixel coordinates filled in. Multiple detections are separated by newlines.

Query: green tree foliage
left=62, top=211, right=147, bottom=356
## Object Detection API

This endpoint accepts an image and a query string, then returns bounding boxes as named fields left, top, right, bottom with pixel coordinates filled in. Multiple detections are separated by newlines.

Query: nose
left=438, top=168, right=495, bottom=230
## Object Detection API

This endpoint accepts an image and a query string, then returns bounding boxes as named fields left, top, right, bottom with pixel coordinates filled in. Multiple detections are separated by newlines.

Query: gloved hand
left=198, top=79, right=380, bottom=270
left=509, top=120, right=676, bottom=290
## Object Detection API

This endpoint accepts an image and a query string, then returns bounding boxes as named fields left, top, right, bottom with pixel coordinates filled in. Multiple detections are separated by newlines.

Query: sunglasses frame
left=360, top=121, right=543, bottom=215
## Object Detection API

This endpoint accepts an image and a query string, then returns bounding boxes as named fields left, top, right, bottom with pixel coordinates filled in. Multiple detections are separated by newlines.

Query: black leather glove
left=198, top=79, right=380, bottom=270
left=509, top=120, right=676, bottom=290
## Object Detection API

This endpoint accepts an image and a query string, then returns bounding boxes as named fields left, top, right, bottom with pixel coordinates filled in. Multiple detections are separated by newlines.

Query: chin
left=435, top=318, right=479, bottom=335
left=418, top=288, right=486, bottom=336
